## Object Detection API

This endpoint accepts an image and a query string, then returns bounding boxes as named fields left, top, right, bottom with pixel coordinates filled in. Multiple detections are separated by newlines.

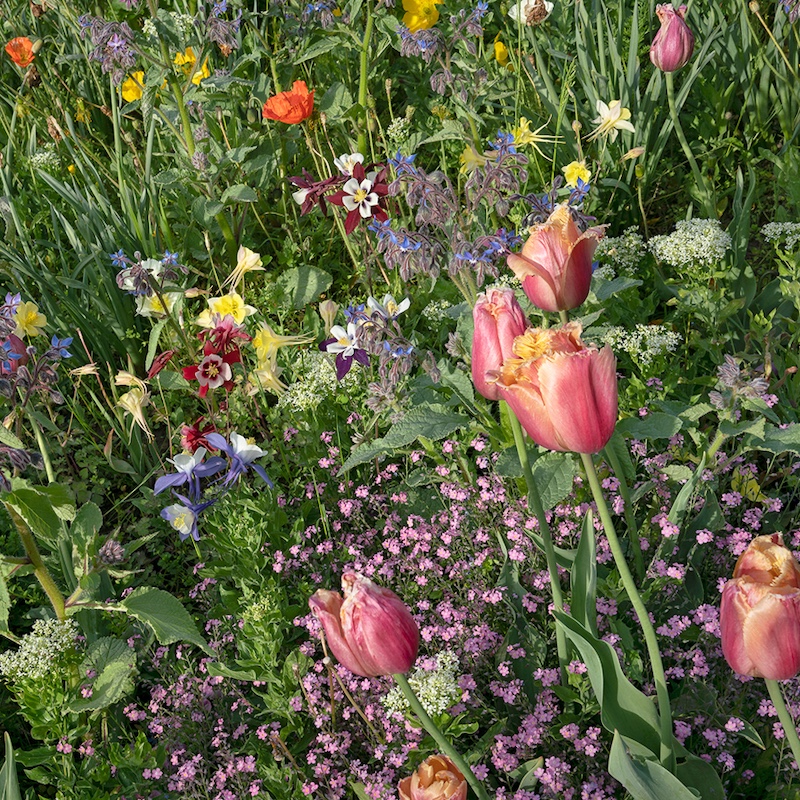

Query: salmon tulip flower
left=5, top=37, right=37, bottom=68
left=399, top=754, right=468, bottom=800
left=720, top=533, right=800, bottom=680
left=649, top=4, right=695, bottom=73
left=490, top=323, right=618, bottom=453
left=507, top=204, right=604, bottom=313
left=309, top=572, right=419, bottom=677
left=262, top=80, right=314, bottom=124
left=472, top=288, right=529, bottom=401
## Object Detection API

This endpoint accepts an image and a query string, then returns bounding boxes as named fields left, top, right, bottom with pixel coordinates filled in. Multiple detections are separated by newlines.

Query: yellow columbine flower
left=115, top=371, right=147, bottom=392
left=13, top=301, right=47, bottom=338
left=494, top=38, right=510, bottom=67
left=252, top=321, right=314, bottom=363
left=121, top=71, right=145, bottom=102
left=459, top=145, right=490, bottom=175
left=195, top=292, right=256, bottom=327
left=223, top=246, right=265, bottom=291
left=117, top=387, right=153, bottom=441
left=562, top=160, right=591, bottom=187
left=512, top=116, right=556, bottom=160
left=587, top=99, right=635, bottom=142
left=402, top=0, right=441, bottom=32
left=174, top=47, right=210, bottom=86
left=248, top=358, right=288, bottom=396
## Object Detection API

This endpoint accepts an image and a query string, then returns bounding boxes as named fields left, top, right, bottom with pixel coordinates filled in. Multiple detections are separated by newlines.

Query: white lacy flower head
left=382, top=651, right=461, bottom=717
left=595, top=226, right=648, bottom=276
left=648, top=218, right=731, bottom=269
left=601, top=324, right=682, bottom=368
left=0, top=619, right=79, bottom=682
left=762, top=221, right=800, bottom=250
left=333, top=152, right=365, bottom=176
left=508, top=0, right=554, bottom=24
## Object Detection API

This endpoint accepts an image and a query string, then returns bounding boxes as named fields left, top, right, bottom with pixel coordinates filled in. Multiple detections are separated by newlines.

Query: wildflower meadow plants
left=0, top=0, right=800, bottom=797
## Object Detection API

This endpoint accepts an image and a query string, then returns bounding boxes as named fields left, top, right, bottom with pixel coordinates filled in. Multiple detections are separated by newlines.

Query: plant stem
left=29, top=415, right=55, bottom=484
left=357, top=0, right=375, bottom=156
left=603, top=444, right=645, bottom=582
left=705, top=429, right=727, bottom=464
left=5, top=505, right=66, bottom=621
left=579, top=452, right=675, bottom=772
left=766, top=679, right=800, bottom=769
left=664, top=72, right=714, bottom=218
left=393, top=673, right=490, bottom=800
left=509, top=412, right=569, bottom=683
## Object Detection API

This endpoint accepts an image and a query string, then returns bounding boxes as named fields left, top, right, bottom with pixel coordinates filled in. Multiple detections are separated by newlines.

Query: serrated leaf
left=531, top=452, right=577, bottom=509
left=68, top=637, right=136, bottom=713
left=3, top=489, right=61, bottom=545
left=743, top=422, right=800, bottom=455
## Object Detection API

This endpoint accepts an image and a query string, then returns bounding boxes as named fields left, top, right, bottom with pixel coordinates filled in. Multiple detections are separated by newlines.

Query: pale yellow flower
left=121, top=71, right=144, bottom=103
left=13, top=301, right=47, bottom=338
left=195, top=292, right=256, bottom=327
left=248, top=356, right=287, bottom=395
left=319, top=300, right=339, bottom=334
left=512, top=116, right=556, bottom=160
left=223, top=246, right=265, bottom=291
left=117, top=387, right=153, bottom=441
left=622, top=146, right=646, bottom=161
left=459, top=145, right=490, bottom=175
left=135, top=292, right=182, bottom=319
left=562, top=160, right=591, bottom=187
left=252, top=321, right=314, bottom=363
left=174, top=47, right=210, bottom=86
left=115, top=371, right=147, bottom=392
left=494, top=39, right=510, bottom=67
left=587, top=99, right=635, bottom=142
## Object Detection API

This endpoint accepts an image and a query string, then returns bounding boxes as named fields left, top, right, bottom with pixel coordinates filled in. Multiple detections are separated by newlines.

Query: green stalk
left=29, top=415, right=55, bottom=484
left=603, top=444, right=645, bottom=581
left=5, top=506, right=66, bottom=621
left=579, top=452, right=675, bottom=771
left=664, top=73, right=714, bottom=217
left=705, top=429, right=727, bottom=464
left=509, top=412, right=569, bottom=683
left=357, top=0, right=375, bottom=156
left=765, top=679, right=800, bottom=769
left=393, top=673, right=490, bottom=800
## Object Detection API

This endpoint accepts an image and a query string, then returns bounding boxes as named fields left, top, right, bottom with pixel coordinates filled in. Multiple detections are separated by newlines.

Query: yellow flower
left=195, top=292, right=256, bottom=327
left=512, top=116, right=556, bottom=160
left=117, top=387, right=153, bottom=441
left=562, top=160, right=591, bottom=187
left=459, top=144, right=490, bottom=175
left=248, top=358, right=288, bottom=396
left=13, top=301, right=47, bottom=338
left=587, top=99, right=636, bottom=142
left=174, top=47, right=210, bottom=86
left=223, top=246, right=265, bottom=291
left=135, top=292, right=182, bottom=319
left=494, top=38, right=510, bottom=67
left=121, top=71, right=144, bottom=102
left=402, top=0, right=441, bottom=32
left=252, top=321, right=314, bottom=363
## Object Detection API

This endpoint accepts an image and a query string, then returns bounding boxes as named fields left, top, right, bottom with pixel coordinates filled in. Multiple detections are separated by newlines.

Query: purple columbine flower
left=153, top=447, right=226, bottom=501
left=204, top=432, right=273, bottom=488
left=321, top=322, right=370, bottom=380
left=160, top=494, right=217, bottom=542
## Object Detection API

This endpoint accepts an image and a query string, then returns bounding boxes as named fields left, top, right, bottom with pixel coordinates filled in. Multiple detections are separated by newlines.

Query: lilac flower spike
left=153, top=447, right=226, bottom=500
left=204, top=432, right=274, bottom=488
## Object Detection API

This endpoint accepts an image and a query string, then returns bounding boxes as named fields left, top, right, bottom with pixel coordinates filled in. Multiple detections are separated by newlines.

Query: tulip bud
left=471, top=288, right=528, bottom=401
left=319, top=299, right=339, bottom=335
left=490, top=323, right=618, bottom=454
left=507, top=204, right=604, bottom=313
left=399, top=754, right=468, bottom=800
left=309, top=572, right=419, bottom=677
left=720, top=534, right=800, bottom=680
left=649, top=4, right=695, bottom=73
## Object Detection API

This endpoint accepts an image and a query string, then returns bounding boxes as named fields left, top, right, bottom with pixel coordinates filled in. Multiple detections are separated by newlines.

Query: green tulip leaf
left=570, top=511, right=598, bottom=636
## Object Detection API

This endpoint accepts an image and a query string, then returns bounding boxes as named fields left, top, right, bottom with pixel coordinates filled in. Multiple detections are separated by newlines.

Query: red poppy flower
left=262, top=80, right=314, bottom=124
left=5, top=37, right=35, bottom=68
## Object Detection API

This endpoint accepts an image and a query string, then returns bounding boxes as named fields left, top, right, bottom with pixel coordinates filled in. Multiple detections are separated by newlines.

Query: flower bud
left=399, top=754, right=467, bottom=800
left=649, top=4, right=695, bottom=73
left=319, top=299, right=339, bottom=334
left=720, top=533, right=800, bottom=680
left=471, top=288, right=528, bottom=401
left=309, top=572, right=419, bottom=677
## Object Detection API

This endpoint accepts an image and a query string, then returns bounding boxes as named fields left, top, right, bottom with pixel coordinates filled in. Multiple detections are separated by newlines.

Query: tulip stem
left=508, top=411, right=569, bottom=685
left=765, top=679, right=800, bottom=771
left=579, top=452, right=676, bottom=773
left=392, top=673, right=491, bottom=800
left=356, top=0, right=374, bottom=157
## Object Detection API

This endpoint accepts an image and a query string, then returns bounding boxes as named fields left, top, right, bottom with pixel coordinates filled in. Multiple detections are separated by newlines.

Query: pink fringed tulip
left=472, top=288, right=529, bottom=401
left=309, top=572, right=419, bottom=677
left=507, top=204, right=604, bottom=313
left=649, top=4, right=695, bottom=73
left=490, top=323, right=618, bottom=454
left=720, top=533, right=800, bottom=680
left=399, top=754, right=468, bottom=800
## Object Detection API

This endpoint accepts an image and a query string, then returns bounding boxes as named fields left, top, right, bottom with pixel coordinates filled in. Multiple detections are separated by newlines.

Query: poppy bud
left=649, top=4, right=695, bottom=73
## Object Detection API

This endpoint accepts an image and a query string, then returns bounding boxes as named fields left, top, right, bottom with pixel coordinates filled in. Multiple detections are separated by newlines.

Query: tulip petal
left=720, top=581, right=759, bottom=677
left=309, top=589, right=371, bottom=676
left=498, top=378, right=564, bottom=452
left=742, top=589, right=800, bottom=680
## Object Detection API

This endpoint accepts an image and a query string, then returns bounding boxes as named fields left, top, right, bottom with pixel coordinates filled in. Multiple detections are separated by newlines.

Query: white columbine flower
left=229, top=432, right=267, bottom=464
left=170, top=448, right=208, bottom=475
left=367, top=294, right=411, bottom=320
left=333, top=152, right=365, bottom=176
left=325, top=322, right=359, bottom=356
left=341, top=174, right=381, bottom=219
left=588, top=99, right=636, bottom=142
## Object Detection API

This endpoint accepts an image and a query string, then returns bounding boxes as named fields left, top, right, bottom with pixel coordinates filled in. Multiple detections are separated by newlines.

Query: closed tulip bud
left=649, top=4, right=695, bottom=72
left=471, top=288, right=529, bottom=401
left=720, top=533, right=800, bottom=680
left=399, top=754, right=468, bottom=800
left=309, top=572, right=419, bottom=677
left=490, top=323, right=618, bottom=453
left=507, top=204, right=604, bottom=313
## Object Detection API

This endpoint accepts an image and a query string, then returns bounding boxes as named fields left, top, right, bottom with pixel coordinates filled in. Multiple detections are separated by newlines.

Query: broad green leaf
left=571, top=511, right=598, bottom=636
left=319, top=82, right=354, bottom=119
left=744, top=423, right=800, bottom=455
left=205, top=661, right=258, bottom=681
left=3, top=490, right=61, bottom=546
left=68, top=637, right=136, bottom=712
left=221, top=184, right=258, bottom=204
left=0, top=427, right=24, bottom=451
left=609, top=732, right=700, bottom=800
left=0, top=732, right=21, bottom=800
left=675, top=753, right=725, bottom=800
left=594, top=277, right=643, bottom=301
left=554, top=612, right=662, bottom=757
left=295, top=36, right=350, bottom=64
left=530, top=452, right=577, bottom=510
left=120, top=587, right=211, bottom=654
left=277, top=265, right=333, bottom=310
left=617, top=413, right=682, bottom=441
left=70, top=502, right=103, bottom=558
left=145, top=319, right=168, bottom=372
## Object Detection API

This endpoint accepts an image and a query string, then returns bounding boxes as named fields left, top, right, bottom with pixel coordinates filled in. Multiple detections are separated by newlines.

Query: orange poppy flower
left=262, top=80, right=314, bottom=124
left=5, top=37, right=36, bottom=68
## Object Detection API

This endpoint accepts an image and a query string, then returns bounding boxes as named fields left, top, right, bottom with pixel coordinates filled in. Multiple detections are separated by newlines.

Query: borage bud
left=649, top=4, right=695, bottom=72
left=399, top=754, right=467, bottom=800
left=309, top=572, right=419, bottom=677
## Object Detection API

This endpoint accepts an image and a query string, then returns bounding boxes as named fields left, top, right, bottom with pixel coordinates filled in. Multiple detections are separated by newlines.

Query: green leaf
left=120, top=587, right=211, bottom=654
left=530, top=452, right=577, bottom=510
left=594, top=277, right=643, bottom=301
left=276, top=265, right=333, bottom=310
left=340, top=404, right=468, bottom=472
left=675, top=752, right=725, bottom=800
left=295, top=36, right=351, bottom=64
left=617, top=413, right=682, bottom=440
left=0, top=427, right=24, bottom=452
left=319, top=82, right=354, bottom=119
left=205, top=661, right=258, bottom=681
left=145, top=319, right=168, bottom=372
left=70, top=502, right=103, bottom=559
left=192, top=196, right=224, bottom=226
left=68, top=637, right=136, bottom=712
left=554, top=612, right=663, bottom=757
left=0, top=733, right=21, bottom=800
left=3, top=489, right=61, bottom=546
left=743, top=422, right=800, bottom=455
left=604, top=430, right=636, bottom=485
left=667, top=456, right=707, bottom=527
left=571, top=511, right=598, bottom=636
left=609, top=732, right=700, bottom=800
left=221, top=184, right=258, bottom=204
left=155, top=370, right=190, bottom=390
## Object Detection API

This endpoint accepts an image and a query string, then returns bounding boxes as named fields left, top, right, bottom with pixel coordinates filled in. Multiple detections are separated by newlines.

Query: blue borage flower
left=389, top=151, right=418, bottom=176
left=1, top=341, right=22, bottom=372
left=48, top=335, right=73, bottom=360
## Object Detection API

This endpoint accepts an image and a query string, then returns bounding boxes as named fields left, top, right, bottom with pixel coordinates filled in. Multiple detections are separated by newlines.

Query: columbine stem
left=393, top=673, right=490, bottom=800
left=579, top=452, right=675, bottom=772
left=508, top=412, right=569, bottom=684
left=664, top=72, right=714, bottom=218
left=357, top=0, right=375, bottom=156
left=765, top=679, right=800, bottom=770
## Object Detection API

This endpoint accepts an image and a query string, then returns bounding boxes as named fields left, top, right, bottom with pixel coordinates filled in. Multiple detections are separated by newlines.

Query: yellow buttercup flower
left=402, top=0, right=441, bottom=32
left=121, top=71, right=144, bottom=102
left=13, top=301, right=47, bottom=338
left=494, top=38, right=510, bottom=67
left=195, top=292, right=256, bottom=327
left=562, top=160, right=591, bottom=187
left=174, top=47, right=210, bottom=85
